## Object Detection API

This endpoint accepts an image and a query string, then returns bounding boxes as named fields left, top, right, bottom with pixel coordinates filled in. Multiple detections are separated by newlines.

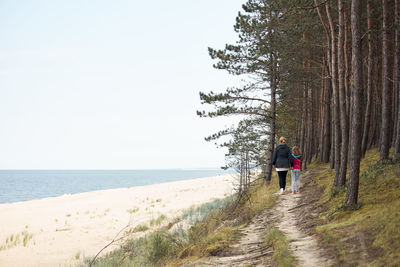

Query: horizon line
left=0, top=167, right=228, bottom=171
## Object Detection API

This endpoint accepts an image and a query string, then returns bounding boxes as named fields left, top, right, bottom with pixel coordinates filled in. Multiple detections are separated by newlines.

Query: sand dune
left=0, top=174, right=236, bottom=267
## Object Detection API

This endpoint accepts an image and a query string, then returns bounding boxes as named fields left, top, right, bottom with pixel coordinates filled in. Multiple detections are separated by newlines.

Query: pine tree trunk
left=300, top=82, right=308, bottom=170
left=319, top=73, right=325, bottom=162
left=314, top=0, right=333, bottom=165
left=380, top=0, right=392, bottom=160
left=394, top=0, right=400, bottom=160
left=307, top=58, right=314, bottom=164
left=330, top=110, right=335, bottom=170
left=346, top=0, right=362, bottom=207
left=336, top=0, right=349, bottom=188
left=373, top=56, right=382, bottom=147
left=240, top=154, right=244, bottom=195
left=393, top=58, right=398, bottom=147
left=264, top=51, right=277, bottom=183
left=344, top=8, right=352, bottom=121
left=326, top=1, right=341, bottom=173
left=246, top=150, right=250, bottom=190
left=362, top=0, right=374, bottom=157
left=324, top=49, right=332, bottom=163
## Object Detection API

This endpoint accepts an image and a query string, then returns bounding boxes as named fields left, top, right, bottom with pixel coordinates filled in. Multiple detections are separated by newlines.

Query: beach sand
left=0, top=174, right=236, bottom=267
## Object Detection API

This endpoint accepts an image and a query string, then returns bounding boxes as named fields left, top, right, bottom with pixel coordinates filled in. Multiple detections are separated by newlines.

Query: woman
left=272, top=137, right=292, bottom=194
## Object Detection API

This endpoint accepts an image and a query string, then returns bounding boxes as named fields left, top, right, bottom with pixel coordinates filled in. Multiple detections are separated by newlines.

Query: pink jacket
left=291, top=154, right=302, bottom=170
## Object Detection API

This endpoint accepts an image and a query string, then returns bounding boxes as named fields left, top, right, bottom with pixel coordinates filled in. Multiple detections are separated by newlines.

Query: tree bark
left=314, top=0, right=332, bottom=165
left=372, top=52, right=382, bottom=147
left=346, top=0, right=362, bottom=207
left=300, top=80, right=308, bottom=170
left=362, top=0, right=374, bottom=157
left=319, top=71, right=325, bottom=162
left=336, top=0, right=349, bottom=188
left=324, top=55, right=332, bottom=163
left=264, top=51, right=277, bottom=183
left=394, top=0, right=400, bottom=160
left=326, top=1, right=341, bottom=173
left=307, top=58, right=314, bottom=164
left=344, top=8, right=352, bottom=121
left=380, top=0, right=392, bottom=160
left=330, top=107, right=335, bottom=170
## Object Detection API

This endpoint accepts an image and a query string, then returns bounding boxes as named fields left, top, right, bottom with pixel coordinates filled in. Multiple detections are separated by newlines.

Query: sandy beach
left=0, top=174, right=236, bottom=267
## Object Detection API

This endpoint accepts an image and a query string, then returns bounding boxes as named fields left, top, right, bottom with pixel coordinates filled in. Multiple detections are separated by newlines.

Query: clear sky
left=0, top=0, right=245, bottom=169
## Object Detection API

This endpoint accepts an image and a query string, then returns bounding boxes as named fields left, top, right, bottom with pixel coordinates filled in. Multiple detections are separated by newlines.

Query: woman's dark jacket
left=272, top=144, right=292, bottom=168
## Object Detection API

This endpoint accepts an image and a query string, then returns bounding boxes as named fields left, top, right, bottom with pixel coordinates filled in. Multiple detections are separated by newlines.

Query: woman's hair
left=292, top=146, right=301, bottom=156
left=279, top=136, right=287, bottom=144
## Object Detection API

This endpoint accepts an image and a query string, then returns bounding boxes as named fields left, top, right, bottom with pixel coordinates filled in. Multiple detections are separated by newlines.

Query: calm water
left=0, top=169, right=230, bottom=204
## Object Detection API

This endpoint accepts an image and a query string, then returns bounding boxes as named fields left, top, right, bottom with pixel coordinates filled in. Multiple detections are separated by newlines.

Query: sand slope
left=0, top=174, right=235, bottom=267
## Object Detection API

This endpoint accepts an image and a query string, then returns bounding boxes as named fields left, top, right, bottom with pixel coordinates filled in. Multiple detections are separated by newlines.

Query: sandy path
left=185, top=209, right=274, bottom=266
left=0, top=174, right=235, bottom=267
left=274, top=189, right=331, bottom=266
left=185, top=169, right=331, bottom=267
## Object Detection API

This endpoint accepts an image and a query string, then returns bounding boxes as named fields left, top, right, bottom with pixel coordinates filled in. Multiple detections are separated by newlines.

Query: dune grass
left=309, top=148, right=400, bottom=266
left=149, top=214, right=168, bottom=227
left=0, top=231, right=33, bottom=250
left=127, top=206, right=139, bottom=214
left=131, top=224, right=149, bottom=233
left=85, top=176, right=279, bottom=266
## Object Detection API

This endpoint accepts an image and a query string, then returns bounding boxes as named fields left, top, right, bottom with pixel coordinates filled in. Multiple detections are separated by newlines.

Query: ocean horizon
left=0, top=169, right=233, bottom=204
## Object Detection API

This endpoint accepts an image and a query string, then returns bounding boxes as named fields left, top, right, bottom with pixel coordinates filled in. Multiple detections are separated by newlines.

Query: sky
left=0, top=0, right=245, bottom=169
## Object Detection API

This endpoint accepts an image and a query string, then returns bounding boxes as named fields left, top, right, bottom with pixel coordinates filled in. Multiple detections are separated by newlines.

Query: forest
left=198, top=0, right=400, bottom=208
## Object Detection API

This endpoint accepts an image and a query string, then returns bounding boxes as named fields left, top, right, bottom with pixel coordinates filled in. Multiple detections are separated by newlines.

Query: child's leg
left=291, top=170, right=295, bottom=192
left=295, top=170, right=300, bottom=191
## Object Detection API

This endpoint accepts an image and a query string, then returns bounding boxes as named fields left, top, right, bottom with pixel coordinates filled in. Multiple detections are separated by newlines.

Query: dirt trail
left=185, top=169, right=332, bottom=267
left=273, top=169, right=332, bottom=266
left=184, top=207, right=274, bottom=266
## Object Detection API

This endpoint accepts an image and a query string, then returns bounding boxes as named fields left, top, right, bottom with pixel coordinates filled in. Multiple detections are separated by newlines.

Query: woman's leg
left=279, top=171, right=288, bottom=190
left=283, top=171, right=287, bottom=190
left=278, top=171, right=285, bottom=189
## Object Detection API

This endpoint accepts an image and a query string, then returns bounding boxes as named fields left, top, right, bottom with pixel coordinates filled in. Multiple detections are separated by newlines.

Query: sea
left=0, top=169, right=231, bottom=204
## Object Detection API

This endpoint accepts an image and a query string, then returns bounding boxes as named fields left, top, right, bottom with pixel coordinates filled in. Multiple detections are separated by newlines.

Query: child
left=290, top=146, right=302, bottom=194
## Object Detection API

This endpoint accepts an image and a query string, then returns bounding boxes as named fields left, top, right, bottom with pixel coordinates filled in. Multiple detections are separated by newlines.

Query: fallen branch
left=89, top=224, right=131, bottom=267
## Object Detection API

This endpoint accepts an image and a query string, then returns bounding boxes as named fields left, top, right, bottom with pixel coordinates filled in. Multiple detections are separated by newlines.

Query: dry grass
left=85, top=176, right=280, bottom=266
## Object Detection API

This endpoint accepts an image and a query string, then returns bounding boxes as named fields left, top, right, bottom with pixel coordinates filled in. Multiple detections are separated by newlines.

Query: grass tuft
left=126, top=206, right=139, bottom=214
left=149, top=214, right=167, bottom=227
left=0, top=231, right=33, bottom=250
left=330, top=185, right=346, bottom=198
left=264, top=226, right=296, bottom=267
